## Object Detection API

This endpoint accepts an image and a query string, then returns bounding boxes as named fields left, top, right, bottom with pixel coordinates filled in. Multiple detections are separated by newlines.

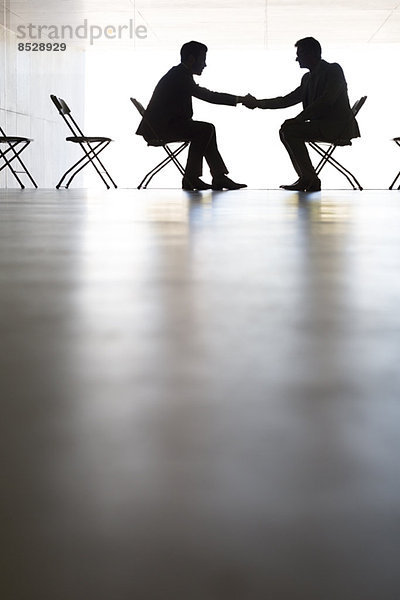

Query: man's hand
left=241, top=93, right=258, bottom=109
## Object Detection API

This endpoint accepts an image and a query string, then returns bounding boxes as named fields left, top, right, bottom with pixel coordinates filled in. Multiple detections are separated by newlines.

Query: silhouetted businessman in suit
left=243, top=37, right=360, bottom=191
left=136, top=41, right=247, bottom=191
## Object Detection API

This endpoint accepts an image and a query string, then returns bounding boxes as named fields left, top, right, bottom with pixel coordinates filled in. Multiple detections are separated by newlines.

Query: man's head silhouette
left=295, top=37, right=321, bottom=71
left=181, top=41, right=208, bottom=76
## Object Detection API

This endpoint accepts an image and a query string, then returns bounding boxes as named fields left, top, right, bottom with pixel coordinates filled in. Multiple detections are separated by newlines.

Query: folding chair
left=0, top=126, right=38, bottom=189
left=50, top=95, right=117, bottom=189
left=131, top=97, right=190, bottom=189
left=308, top=95, right=367, bottom=190
left=389, top=138, right=400, bottom=190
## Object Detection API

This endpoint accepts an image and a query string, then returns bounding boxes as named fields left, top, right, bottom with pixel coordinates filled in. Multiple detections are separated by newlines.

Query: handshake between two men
left=136, top=37, right=360, bottom=192
left=241, top=94, right=260, bottom=110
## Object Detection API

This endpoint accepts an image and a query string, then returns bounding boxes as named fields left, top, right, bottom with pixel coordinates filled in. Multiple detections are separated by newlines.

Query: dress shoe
left=280, top=178, right=302, bottom=190
left=305, top=178, right=321, bottom=192
left=211, top=175, right=247, bottom=190
left=280, top=177, right=321, bottom=192
left=182, top=176, right=212, bottom=191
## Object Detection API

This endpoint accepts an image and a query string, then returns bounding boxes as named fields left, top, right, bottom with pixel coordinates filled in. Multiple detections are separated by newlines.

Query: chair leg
left=310, top=142, right=362, bottom=190
left=142, top=143, right=188, bottom=189
left=0, top=141, right=39, bottom=189
left=324, top=153, right=363, bottom=190
left=138, top=154, right=172, bottom=189
left=13, top=154, right=38, bottom=188
left=139, top=153, right=178, bottom=189
left=83, top=141, right=118, bottom=189
left=313, top=144, right=336, bottom=175
left=5, top=140, right=38, bottom=188
left=138, top=142, right=189, bottom=189
left=0, top=149, right=25, bottom=188
left=389, top=171, right=400, bottom=190
left=56, top=141, right=116, bottom=189
left=389, top=139, right=400, bottom=189
left=65, top=142, right=112, bottom=189
left=162, top=143, right=187, bottom=176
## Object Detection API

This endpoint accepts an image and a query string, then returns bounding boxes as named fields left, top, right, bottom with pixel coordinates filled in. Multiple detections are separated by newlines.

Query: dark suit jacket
left=258, top=60, right=360, bottom=140
left=136, top=63, right=237, bottom=141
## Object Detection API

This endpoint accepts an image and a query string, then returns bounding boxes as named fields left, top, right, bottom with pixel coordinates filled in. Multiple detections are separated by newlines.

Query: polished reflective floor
left=1, top=188, right=400, bottom=600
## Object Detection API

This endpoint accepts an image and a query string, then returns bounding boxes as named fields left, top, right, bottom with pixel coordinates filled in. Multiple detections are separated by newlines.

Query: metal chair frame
left=131, top=97, right=190, bottom=189
left=0, top=126, right=38, bottom=189
left=308, top=96, right=367, bottom=191
left=389, top=138, right=400, bottom=190
left=50, top=95, right=117, bottom=189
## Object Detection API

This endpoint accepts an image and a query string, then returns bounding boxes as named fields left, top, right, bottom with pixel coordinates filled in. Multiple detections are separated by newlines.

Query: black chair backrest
left=50, top=94, right=70, bottom=115
left=130, top=98, right=145, bottom=117
left=130, top=96, right=164, bottom=143
left=59, top=98, right=71, bottom=115
left=352, top=96, right=367, bottom=117
left=50, top=94, right=84, bottom=138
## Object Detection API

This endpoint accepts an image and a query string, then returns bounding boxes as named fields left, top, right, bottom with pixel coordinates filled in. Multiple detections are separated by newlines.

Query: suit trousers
left=163, top=120, right=228, bottom=178
left=280, top=119, right=331, bottom=180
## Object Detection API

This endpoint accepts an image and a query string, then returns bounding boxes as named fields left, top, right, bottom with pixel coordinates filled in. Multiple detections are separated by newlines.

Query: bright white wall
left=0, top=4, right=86, bottom=188
left=3, top=0, right=400, bottom=190
left=84, top=42, right=400, bottom=190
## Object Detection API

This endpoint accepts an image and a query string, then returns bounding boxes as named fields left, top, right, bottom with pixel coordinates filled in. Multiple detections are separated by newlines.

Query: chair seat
left=66, top=136, right=112, bottom=143
left=313, top=139, right=352, bottom=147
left=147, top=139, right=189, bottom=147
left=0, top=136, right=32, bottom=143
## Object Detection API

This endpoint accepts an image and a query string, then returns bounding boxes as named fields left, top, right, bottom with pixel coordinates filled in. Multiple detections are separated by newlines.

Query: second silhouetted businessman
left=243, top=37, right=360, bottom=191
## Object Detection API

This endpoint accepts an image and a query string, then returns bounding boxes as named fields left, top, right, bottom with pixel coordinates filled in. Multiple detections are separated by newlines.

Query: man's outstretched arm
left=192, top=82, right=252, bottom=107
left=242, top=87, right=303, bottom=110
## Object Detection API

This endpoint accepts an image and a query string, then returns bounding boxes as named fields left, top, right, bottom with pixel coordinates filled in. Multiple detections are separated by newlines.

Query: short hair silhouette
left=295, top=37, right=322, bottom=58
left=180, top=41, right=208, bottom=62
